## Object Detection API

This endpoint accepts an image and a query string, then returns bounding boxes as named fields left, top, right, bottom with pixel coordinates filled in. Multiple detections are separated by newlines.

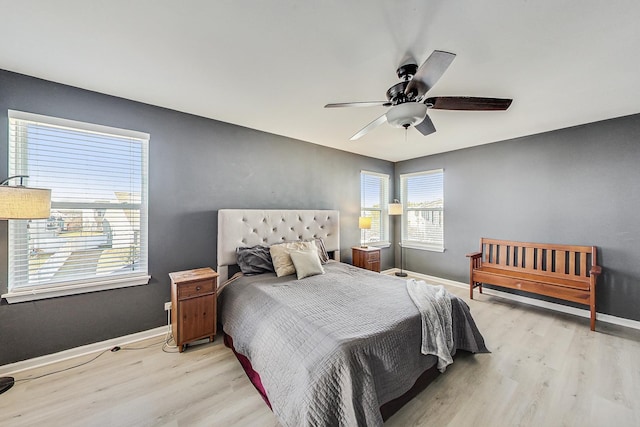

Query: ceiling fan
left=325, top=50, right=513, bottom=140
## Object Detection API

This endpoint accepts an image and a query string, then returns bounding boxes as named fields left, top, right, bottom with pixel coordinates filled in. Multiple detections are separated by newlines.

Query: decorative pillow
left=290, top=249, right=325, bottom=280
left=236, top=245, right=274, bottom=275
left=305, top=237, right=330, bottom=264
left=270, top=240, right=317, bottom=277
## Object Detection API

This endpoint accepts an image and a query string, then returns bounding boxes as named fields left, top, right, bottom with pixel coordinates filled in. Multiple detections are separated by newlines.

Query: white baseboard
left=4, top=268, right=637, bottom=375
left=0, top=326, right=167, bottom=376
left=386, top=268, right=640, bottom=331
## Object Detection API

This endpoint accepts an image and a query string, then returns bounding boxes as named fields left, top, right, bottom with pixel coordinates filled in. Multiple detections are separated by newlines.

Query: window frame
left=2, top=110, right=150, bottom=303
left=360, top=170, right=390, bottom=247
left=399, top=169, right=445, bottom=252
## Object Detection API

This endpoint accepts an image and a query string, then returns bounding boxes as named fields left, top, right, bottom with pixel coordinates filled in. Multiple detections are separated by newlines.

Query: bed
left=217, top=209, right=488, bottom=426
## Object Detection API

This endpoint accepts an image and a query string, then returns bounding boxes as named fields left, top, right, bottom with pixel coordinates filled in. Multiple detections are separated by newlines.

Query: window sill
left=2, top=275, right=151, bottom=303
left=400, top=242, right=445, bottom=253
left=365, top=241, right=391, bottom=249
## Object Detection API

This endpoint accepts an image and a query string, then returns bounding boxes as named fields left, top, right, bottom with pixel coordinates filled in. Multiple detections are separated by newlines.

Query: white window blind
left=400, top=169, right=444, bottom=251
left=360, top=171, right=389, bottom=245
left=4, top=110, right=149, bottom=302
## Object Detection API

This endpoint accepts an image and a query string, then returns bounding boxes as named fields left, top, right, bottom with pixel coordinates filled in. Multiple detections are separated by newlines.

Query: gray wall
left=0, top=70, right=394, bottom=365
left=395, top=113, right=640, bottom=322
left=4, top=67, right=637, bottom=366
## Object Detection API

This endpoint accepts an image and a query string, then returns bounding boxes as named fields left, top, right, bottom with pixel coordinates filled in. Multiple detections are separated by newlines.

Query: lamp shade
left=0, top=186, right=51, bottom=220
left=358, top=216, right=372, bottom=229
left=389, top=202, right=403, bottom=215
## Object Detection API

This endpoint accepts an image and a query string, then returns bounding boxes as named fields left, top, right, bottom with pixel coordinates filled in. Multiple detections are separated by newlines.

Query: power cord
left=162, top=334, right=179, bottom=353
left=14, top=348, right=112, bottom=384
left=13, top=337, right=168, bottom=384
left=14, top=307, right=181, bottom=383
left=161, top=323, right=179, bottom=353
left=162, top=304, right=180, bottom=353
left=118, top=340, right=164, bottom=351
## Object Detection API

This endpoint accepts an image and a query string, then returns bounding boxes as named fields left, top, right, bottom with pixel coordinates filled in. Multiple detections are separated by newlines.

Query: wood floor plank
left=1, top=278, right=639, bottom=426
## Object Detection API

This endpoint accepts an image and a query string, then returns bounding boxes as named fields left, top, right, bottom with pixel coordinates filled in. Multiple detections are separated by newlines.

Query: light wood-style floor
left=2, top=281, right=640, bottom=427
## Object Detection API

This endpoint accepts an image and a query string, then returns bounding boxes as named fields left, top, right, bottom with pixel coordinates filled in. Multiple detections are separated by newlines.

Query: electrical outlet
left=164, top=301, right=172, bottom=311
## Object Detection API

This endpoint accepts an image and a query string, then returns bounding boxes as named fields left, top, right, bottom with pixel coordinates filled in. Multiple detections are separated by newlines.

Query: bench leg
left=469, top=280, right=482, bottom=299
left=470, top=280, right=483, bottom=300
left=590, top=285, right=596, bottom=331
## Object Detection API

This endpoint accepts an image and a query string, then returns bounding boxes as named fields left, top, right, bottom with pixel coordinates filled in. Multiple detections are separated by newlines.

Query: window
left=360, top=171, right=389, bottom=246
left=3, top=110, right=149, bottom=303
left=400, top=169, right=444, bottom=252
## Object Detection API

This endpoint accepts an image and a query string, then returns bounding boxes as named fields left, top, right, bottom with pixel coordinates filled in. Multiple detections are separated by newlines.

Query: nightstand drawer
left=351, top=246, right=381, bottom=273
left=177, top=279, right=214, bottom=299
left=367, top=251, right=380, bottom=262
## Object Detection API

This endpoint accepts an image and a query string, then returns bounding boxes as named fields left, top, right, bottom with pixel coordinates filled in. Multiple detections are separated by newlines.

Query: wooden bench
left=466, top=238, right=602, bottom=330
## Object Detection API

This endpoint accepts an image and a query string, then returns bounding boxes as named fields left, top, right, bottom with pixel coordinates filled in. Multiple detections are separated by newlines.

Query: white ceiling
left=1, top=1, right=639, bottom=162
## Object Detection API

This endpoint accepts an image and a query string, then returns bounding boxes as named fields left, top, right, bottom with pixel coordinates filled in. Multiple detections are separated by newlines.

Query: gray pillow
left=236, top=245, right=274, bottom=275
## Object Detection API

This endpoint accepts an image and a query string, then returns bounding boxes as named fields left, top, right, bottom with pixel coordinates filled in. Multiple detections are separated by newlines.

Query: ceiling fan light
left=386, top=103, right=428, bottom=128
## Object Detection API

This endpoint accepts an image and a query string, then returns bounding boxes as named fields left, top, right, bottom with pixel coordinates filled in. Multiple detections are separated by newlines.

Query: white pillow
left=270, top=240, right=317, bottom=277
left=289, top=249, right=325, bottom=280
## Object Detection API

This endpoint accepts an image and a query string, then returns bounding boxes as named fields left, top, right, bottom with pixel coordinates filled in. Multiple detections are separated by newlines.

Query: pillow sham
left=236, top=245, right=274, bottom=275
left=270, top=240, right=317, bottom=277
left=306, top=237, right=330, bottom=264
left=290, top=249, right=325, bottom=280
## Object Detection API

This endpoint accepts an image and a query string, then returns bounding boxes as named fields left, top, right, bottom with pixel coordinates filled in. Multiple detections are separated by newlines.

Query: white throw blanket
left=406, top=279, right=454, bottom=372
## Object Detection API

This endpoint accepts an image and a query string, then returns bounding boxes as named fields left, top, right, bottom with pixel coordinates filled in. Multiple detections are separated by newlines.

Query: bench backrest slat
left=539, top=248, right=545, bottom=271
left=556, top=250, right=566, bottom=275
left=525, top=247, right=535, bottom=271
left=569, top=252, right=576, bottom=277
left=498, top=245, right=507, bottom=267
left=479, top=238, right=595, bottom=282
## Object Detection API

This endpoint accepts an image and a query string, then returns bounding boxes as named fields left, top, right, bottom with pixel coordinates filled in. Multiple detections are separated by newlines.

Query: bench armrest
left=466, top=251, right=482, bottom=259
left=590, top=265, right=602, bottom=276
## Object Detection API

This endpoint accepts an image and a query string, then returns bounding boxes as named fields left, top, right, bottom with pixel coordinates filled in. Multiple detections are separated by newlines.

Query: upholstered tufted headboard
left=217, top=209, right=340, bottom=282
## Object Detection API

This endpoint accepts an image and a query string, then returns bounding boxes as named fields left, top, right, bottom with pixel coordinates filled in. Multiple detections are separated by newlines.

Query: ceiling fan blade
left=405, top=50, right=456, bottom=100
left=325, top=101, right=390, bottom=108
left=414, top=114, right=436, bottom=136
left=426, top=96, right=513, bottom=111
left=350, top=114, right=387, bottom=141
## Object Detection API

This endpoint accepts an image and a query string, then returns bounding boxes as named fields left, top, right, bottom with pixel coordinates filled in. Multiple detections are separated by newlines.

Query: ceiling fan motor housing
left=386, top=81, right=409, bottom=103
left=396, top=63, right=418, bottom=80
left=386, top=103, right=428, bottom=128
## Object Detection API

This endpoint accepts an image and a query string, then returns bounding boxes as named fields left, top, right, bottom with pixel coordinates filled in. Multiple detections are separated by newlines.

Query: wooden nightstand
left=352, top=246, right=381, bottom=273
left=169, top=267, right=219, bottom=352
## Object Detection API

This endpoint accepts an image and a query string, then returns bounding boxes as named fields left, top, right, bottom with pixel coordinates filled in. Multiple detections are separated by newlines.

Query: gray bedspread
left=219, top=262, right=488, bottom=427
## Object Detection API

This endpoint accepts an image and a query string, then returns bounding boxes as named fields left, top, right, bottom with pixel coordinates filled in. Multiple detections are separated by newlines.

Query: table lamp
left=358, top=216, right=371, bottom=248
